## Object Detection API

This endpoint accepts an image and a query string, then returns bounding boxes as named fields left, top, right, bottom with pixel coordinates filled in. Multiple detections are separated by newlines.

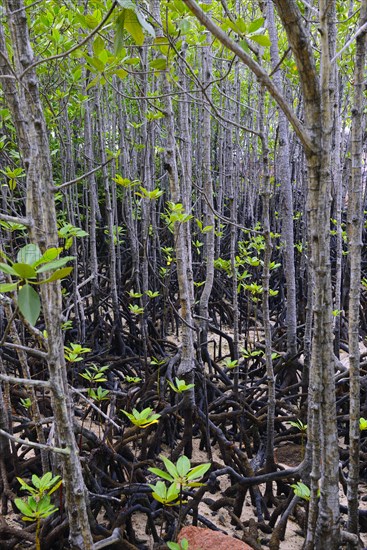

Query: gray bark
left=265, top=0, right=297, bottom=357
left=0, top=2, right=93, bottom=547
left=347, top=0, right=367, bottom=540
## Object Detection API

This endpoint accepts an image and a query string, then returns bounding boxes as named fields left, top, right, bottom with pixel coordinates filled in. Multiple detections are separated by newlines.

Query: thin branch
left=0, top=373, right=51, bottom=388
left=3, top=342, right=48, bottom=359
left=4, top=0, right=43, bottom=16
left=269, top=47, right=291, bottom=77
left=53, top=157, right=114, bottom=192
left=332, top=21, right=367, bottom=62
left=0, top=428, right=70, bottom=455
left=0, top=213, right=31, bottom=226
left=71, top=386, right=123, bottom=432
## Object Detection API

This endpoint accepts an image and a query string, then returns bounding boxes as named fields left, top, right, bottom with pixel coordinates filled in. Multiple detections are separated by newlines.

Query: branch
left=181, top=0, right=315, bottom=153
left=53, top=157, right=114, bottom=192
left=0, top=213, right=31, bottom=226
left=93, top=528, right=123, bottom=550
left=0, top=373, right=50, bottom=388
left=71, top=386, right=123, bottom=432
left=3, top=341, right=48, bottom=359
left=0, top=429, right=70, bottom=455
left=331, top=22, right=367, bottom=63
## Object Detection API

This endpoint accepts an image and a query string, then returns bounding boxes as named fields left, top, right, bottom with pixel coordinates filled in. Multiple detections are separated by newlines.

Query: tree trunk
left=0, top=2, right=94, bottom=547
left=347, top=0, right=367, bottom=541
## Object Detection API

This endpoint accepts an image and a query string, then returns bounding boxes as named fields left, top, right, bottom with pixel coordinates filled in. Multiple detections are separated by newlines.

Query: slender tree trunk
left=347, top=1, right=367, bottom=542
left=265, top=0, right=297, bottom=359
left=151, top=0, right=196, bottom=457
left=199, top=34, right=215, bottom=369
left=0, top=2, right=93, bottom=547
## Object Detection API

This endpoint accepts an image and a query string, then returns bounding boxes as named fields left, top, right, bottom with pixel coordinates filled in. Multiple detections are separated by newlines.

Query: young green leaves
left=148, top=455, right=210, bottom=507
left=0, top=244, right=74, bottom=325
left=149, top=455, right=210, bottom=489
left=121, top=407, right=161, bottom=428
left=15, top=472, right=62, bottom=522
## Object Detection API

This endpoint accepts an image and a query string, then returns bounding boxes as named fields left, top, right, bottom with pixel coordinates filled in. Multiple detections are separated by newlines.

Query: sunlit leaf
left=18, top=284, right=41, bottom=326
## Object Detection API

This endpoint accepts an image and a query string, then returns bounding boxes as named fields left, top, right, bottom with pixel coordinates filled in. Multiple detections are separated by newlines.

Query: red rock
left=178, top=526, right=254, bottom=550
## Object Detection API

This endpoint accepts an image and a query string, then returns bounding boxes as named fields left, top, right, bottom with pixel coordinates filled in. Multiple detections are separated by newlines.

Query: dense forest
left=0, top=0, right=367, bottom=548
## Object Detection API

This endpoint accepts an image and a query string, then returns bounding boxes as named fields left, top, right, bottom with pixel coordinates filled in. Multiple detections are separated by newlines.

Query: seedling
left=128, top=290, right=143, bottom=298
left=129, top=304, right=144, bottom=315
left=64, top=343, right=91, bottom=363
left=125, top=375, right=142, bottom=384
left=121, top=407, right=161, bottom=428
left=148, top=455, right=210, bottom=490
left=290, top=419, right=307, bottom=457
left=148, top=480, right=181, bottom=505
left=87, top=386, right=110, bottom=402
left=167, top=377, right=195, bottom=394
left=290, top=481, right=310, bottom=501
left=15, top=473, right=62, bottom=550
left=58, top=223, right=88, bottom=250
left=167, top=540, right=189, bottom=550
left=222, top=358, right=239, bottom=370
left=20, top=397, right=32, bottom=410
left=79, top=364, right=109, bottom=383
left=291, top=481, right=320, bottom=501
left=240, top=347, right=263, bottom=360
left=149, top=455, right=210, bottom=537
left=145, top=289, right=160, bottom=298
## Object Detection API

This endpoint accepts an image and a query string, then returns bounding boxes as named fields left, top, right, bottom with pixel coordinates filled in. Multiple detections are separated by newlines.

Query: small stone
left=178, top=526, right=254, bottom=550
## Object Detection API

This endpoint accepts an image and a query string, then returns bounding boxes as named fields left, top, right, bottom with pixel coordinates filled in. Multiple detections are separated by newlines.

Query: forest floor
left=5, top=329, right=367, bottom=549
left=130, top=437, right=367, bottom=549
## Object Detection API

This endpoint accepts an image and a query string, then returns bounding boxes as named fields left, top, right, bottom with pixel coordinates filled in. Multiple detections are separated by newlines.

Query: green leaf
left=249, top=34, right=271, bottom=47
left=148, top=467, right=174, bottom=482
left=177, top=19, right=191, bottom=34
left=176, top=455, right=191, bottom=477
left=124, top=9, right=144, bottom=46
left=38, top=267, right=73, bottom=284
left=186, top=462, right=211, bottom=480
left=160, top=455, right=178, bottom=479
left=86, top=75, right=101, bottom=91
left=0, top=262, right=16, bottom=275
left=166, top=482, right=180, bottom=501
left=31, top=474, right=41, bottom=489
left=114, top=68, right=128, bottom=79
left=248, top=17, right=264, bottom=34
left=17, top=477, right=36, bottom=494
left=18, top=285, right=41, bottom=326
left=150, top=58, right=167, bottom=70
left=291, top=481, right=311, bottom=501
left=85, top=54, right=105, bottom=72
left=36, top=257, right=75, bottom=274
left=0, top=282, right=18, bottom=292
left=93, top=36, right=105, bottom=56
left=17, top=244, right=42, bottom=266
left=34, top=247, right=63, bottom=267
left=116, top=0, right=135, bottom=8
left=149, top=480, right=166, bottom=498
left=14, top=498, right=34, bottom=518
left=114, top=12, right=126, bottom=55
left=135, top=7, right=155, bottom=37
left=12, top=263, right=37, bottom=279
left=85, top=14, right=100, bottom=28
